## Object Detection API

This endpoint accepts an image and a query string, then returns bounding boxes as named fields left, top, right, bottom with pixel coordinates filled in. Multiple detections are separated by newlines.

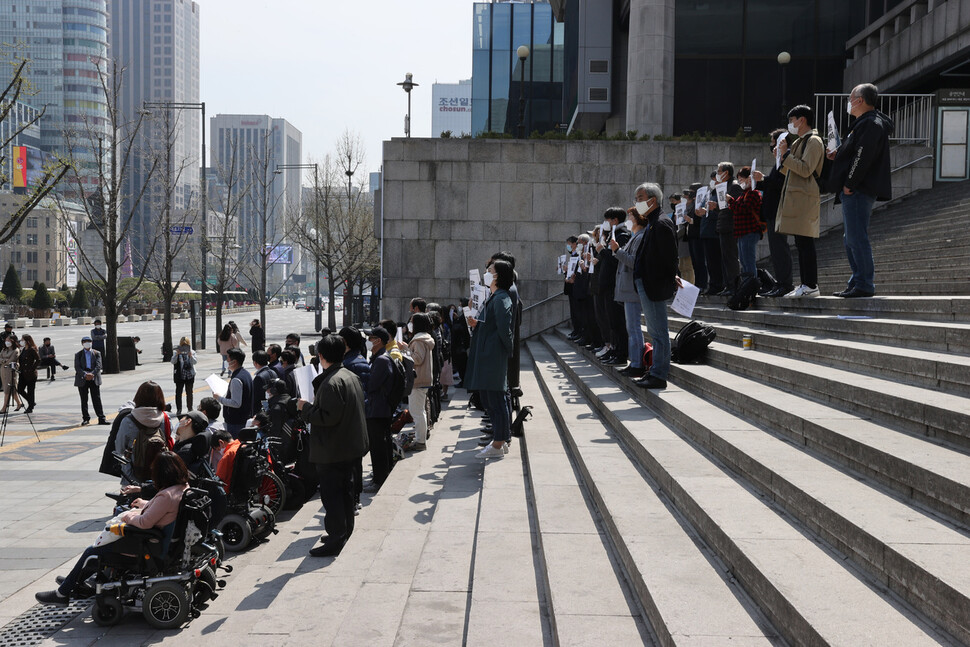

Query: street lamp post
left=777, top=51, right=791, bottom=122
left=517, top=45, right=530, bottom=138
left=276, top=163, right=321, bottom=332
left=396, top=73, right=419, bottom=138
left=143, top=100, right=207, bottom=348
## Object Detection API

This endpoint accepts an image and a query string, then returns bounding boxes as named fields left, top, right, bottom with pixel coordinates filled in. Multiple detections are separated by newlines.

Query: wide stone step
left=729, top=296, right=970, bottom=323
left=690, top=304, right=970, bottom=354
left=537, top=334, right=959, bottom=645
left=669, top=315, right=970, bottom=396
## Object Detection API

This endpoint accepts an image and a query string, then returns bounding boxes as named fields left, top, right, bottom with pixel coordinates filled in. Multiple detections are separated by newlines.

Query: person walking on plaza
left=633, top=182, right=681, bottom=390
left=775, top=104, right=825, bottom=298
left=217, top=324, right=238, bottom=377
left=297, top=334, right=369, bottom=557
left=39, top=337, right=70, bottom=381
left=171, top=336, right=197, bottom=417
left=0, top=334, right=24, bottom=413
left=17, top=334, right=39, bottom=413
left=249, top=319, right=265, bottom=352
left=213, top=347, right=253, bottom=438
left=828, top=82, right=894, bottom=298
left=90, top=320, right=107, bottom=356
left=75, top=335, right=106, bottom=426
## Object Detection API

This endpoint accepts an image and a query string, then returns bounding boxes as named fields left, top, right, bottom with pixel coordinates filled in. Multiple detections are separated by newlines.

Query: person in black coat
left=632, top=182, right=681, bottom=390
left=593, top=208, right=632, bottom=365
left=249, top=319, right=266, bottom=352
left=754, top=129, right=795, bottom=297
left=364, top=327, right=394, bottom=489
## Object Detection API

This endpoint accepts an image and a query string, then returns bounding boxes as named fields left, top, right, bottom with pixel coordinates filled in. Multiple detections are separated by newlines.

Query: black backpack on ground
left=672, top=320, right=716, bottom=364
left=757, top=268, right=777, bottom=295
left=727, top=275, right=761, bottom=311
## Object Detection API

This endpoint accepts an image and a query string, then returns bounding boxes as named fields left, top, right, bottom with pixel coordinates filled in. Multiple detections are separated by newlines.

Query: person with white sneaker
left=775, top=104, right=824, bottom=298
left=466, top=260, right=516, bottom=460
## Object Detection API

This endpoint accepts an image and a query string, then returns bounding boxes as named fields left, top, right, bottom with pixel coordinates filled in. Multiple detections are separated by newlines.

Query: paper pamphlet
left=462, top=305, right=477, bottom=320
left=695, top=187, right=709, bottom=210
left=775, top=132, right=787, bottom=169
left=826, top=110, right=841, bottom=152
left=395, top=327, right=404, bottom=345
left=610, top=224, right=616, bottom=241
left=674, top=202, right=686, bottom=225
left=715, top=182, right=728, bottom=209
left=294, top=364, right=321, bottom=401
left=557, top=254, right=568, bottom=274
left=567, top=256, right=579, bottom=279
left=205, top=374, right=229, bottom=398
left=750, top=159, right=757, bottom=190
left=670, top=280, right=701, bottom=319
left=469, top=269, right=481, bottom=285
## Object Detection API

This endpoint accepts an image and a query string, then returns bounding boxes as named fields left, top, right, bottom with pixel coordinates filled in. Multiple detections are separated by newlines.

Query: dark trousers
left=688, top=237, right=708, bottom=290
left=568, top=291, right=583, bottom=335
left=702, top=238, right=723, bottom=291
left=604, top=292, right=627, bottom=360
left=17, top=376, right=36, bottom=409
left=316, top=460, right=356, bottom=549
left=174, top=379, right=194, bottom=413
left=577, top=297, right=600, bottom=345
left=366, top=417, right=393, bottom=488
left=719, top=232, right=740, bottom=290
left=57, top=544, right=112, bottom=597
left=766, top=215, right=793, bottom=288
left=794, top=235, right=818, bottom=288
left=453, top=350, right=468, bottom=385
left=593, top=291, right=612, bottom=348
left=78, top=381, right=104, bottom=421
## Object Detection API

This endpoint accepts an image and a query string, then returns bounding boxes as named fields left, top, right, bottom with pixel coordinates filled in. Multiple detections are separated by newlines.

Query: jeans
left=225, top=422, right=245, bottom=439
left=841, top=191, right=876, bottom=293
left=410, top=386, right=429, bottom=444
left=635, top=279, right=670, bottom=380
left=623, top=301, right=644, bottom=368
left=316, top=460, right=356, bottom=550
left=738, top=232, right=760, bottom=278
left=482, top=389, right=511, bottom=443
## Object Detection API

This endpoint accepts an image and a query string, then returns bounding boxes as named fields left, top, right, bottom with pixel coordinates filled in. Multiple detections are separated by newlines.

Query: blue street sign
left=170, top=226, right=194, bottom=235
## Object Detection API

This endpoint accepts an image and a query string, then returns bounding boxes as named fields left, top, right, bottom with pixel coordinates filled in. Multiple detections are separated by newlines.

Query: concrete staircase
left=792, top=180, right=970, bottom=295
left=524, top=292, right=970, bottom=645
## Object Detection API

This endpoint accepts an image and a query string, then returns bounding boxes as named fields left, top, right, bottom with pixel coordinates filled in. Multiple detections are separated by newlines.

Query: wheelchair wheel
left=258, top=471, right=286, bottom=515
left=91, top=596, right=124, bottom=627
left=193, top=565, right=218, bottom=605
left=218, top=513, right=251, bottom=552
left=142, top=581, right=190, bottom=629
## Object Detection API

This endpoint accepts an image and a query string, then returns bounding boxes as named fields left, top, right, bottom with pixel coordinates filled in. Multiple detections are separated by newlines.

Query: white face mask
left=602, top=220, right=609, bottom=231
left=95, top=325, right=101, bottom=329
left=625, top=219, right=635, bottom=230
left=846, top=99, right=855, bottom=115
left=4, top=341, right=11, bottom=348
left=407, top=321, right=413, bottom=334
left=634, top=200, right=649, bottom=215
left=565, top=244, right=572, bottom=253
left=483, top=271, right=494, bottom=286
left=365, top=340, right=373, bottom=352
left=83, top=342, right=92, bottom=350
left=19, top=341, right=25, bottom=348
left=787, top=122, right=799, bottom=135
left=709, top=180, right=716, bottom=190
left=739, top=180, right=749, bottom=190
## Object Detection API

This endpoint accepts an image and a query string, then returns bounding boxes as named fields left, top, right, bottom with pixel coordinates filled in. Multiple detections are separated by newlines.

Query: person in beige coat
left=407, top=313, right=436, bottom=452
left=776, top=104, right=825, bottom=298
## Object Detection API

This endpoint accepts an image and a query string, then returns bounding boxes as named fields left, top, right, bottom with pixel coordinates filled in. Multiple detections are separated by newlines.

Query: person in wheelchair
left=36, top=452, right=190, bottom=606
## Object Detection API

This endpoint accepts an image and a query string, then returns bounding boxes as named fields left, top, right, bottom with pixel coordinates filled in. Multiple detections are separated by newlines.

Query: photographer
left=170, top=336, right=197, bottom=417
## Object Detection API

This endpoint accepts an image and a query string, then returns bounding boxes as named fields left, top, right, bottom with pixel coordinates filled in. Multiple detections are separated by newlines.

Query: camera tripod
left=0, top=406, right=40, bottom=448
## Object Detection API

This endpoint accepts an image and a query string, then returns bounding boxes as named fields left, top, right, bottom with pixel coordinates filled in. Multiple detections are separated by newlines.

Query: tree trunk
left=327, top=274, right=337, bottom=332
left=215, top=290, right=224, bottom=354
left=260, top=262, right=266, bottom=337
left=103, top=298, right=119, bottom=374
left=162, top=291, right=173, bottom=362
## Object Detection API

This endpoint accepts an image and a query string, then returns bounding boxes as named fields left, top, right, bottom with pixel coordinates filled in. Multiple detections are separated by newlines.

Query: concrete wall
left=379, top=138, right=933, bottom=337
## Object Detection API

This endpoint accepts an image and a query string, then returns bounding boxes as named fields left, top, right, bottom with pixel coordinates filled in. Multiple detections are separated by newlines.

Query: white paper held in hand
left=775, top=132, right=787, bottom=169
left=469, top=269, right=481, bottom=285
left=294, top=365, right=320, bottom=401
left=715, top=182, right=728, bottom=209
left=670, top=279, right=701, bottom=319
left=751, top=158, right=757, bottom=190
left=205, top=374, right=229, bottom=398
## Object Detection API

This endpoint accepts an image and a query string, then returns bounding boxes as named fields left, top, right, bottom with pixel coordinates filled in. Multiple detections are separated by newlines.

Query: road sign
left=170, top=225, right=194, bottom=235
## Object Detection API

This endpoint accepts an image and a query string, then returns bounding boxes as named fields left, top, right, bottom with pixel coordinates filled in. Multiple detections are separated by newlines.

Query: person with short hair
left=409, top=298, right=427, bottom=314
left=285, top=334, right=304, bottom=365
left=730, top=166, right=765, bottom=282
left=251, top=350, right=275, bottom=414
left=709, top=163, right=743, bottom=295
left=297, top=334, right=369, bottom=557
left=828, top=82, right=893, bottom=298
left=267, top=343, right=284, bottom=378
left=90, top=319, right=107, bottom=356
left=249, top=319, right=265, bottom=352
left=171, top=336, right=197, bottom=416
left=364, top=327, right=394, bottom=488
left=198, top=396, right=223, bottom=431
left=38, top=337, right=69, bottom=381
left=75, top=335, right=106, bottom=425
left=213, top=347, right=253, bottom=438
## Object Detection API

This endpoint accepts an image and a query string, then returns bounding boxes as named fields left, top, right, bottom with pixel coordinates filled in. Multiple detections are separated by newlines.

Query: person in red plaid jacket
left=729, top=166, right=765, bottom=282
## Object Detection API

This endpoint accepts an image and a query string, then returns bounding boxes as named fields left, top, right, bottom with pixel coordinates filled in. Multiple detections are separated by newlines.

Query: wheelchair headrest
left=239, top=427, right=259, bottom=443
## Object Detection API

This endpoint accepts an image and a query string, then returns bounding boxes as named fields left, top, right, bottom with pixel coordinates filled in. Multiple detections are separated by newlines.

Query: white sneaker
left=785, top=284, right=820, bottom=298
left=476, top=444, right=505, bottom=459
left=595, top=346, right=611, bottom=358
left=503, top=442, right=510, bottom=455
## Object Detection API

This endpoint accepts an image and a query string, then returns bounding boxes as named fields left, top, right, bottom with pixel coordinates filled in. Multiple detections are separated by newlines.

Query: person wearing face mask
left=774, top=104, right=826, bottom=298
left=251, top=350, right=276, bottom=415
left=407, top=313, right=436, bottom=451
left=827, top=83, right=893, bottom=298
left=213, top=347, right=254, bottom=438
left=170, top=336, right=197, bottom=417
left=90, top=319, right=107, bottom=356
left=571, top=233, right=599, bottom=349
left=596, top=208, right=631, bottom=367
left=670, top=193, right=694, bottom=285
left=74, top=335, right=106, bottom=425
left=363, top=327, right=395, bottom=489
left=683, top=184, right=708, bottom=293
left=612, top=206, right=647, bottom=379
left=564, top=236, right=583, bottom=341
left=632, top=182, right=682, bottom=390
left=752, top=130, right=796, bottom=297
left=729, top=167, right=766, bottom=283
left=708, top=163, right=743, bottom=295
left=39, top=337, right=70, bottom=381
left=0, top=334, right=24, bottom=414
left=17, top=334, right=39, bottom=414
left=698, top=172, right=723, bottom=295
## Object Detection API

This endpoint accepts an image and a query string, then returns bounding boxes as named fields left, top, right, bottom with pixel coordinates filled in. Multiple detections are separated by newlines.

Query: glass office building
left=673, top=0, right=866, bottom=136
left=472, top=2, right=565, bottom=135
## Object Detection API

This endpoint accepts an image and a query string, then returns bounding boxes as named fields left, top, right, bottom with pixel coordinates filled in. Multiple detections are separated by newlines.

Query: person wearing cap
left=364, top=327, right=395, bottom=489
left=90, top=320, right=107, bottom=356
left=74, top=336, right=106, bottom=426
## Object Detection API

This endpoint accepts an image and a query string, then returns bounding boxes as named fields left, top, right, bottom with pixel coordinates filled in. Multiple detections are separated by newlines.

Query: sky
left=199, top=0, right=477, bottom=179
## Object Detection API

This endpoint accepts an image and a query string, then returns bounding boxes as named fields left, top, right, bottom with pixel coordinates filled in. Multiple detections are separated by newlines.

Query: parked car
left=295, top=300, right=306, bottom=310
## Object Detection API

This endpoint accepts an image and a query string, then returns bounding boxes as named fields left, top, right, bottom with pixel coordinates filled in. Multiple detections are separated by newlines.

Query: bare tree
left=57, top=61, right=160, bottom=374
left=0, top=57, right=69, bottom=243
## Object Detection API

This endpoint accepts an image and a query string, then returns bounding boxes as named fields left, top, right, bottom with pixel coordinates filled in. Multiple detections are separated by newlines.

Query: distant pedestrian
left=250, top=319, right=265, bottom=352
left=217, top=324, right=238, bottom=376
left=74, top=335, right=106, bottom=426
left=1, top=334, right=24, bottom=413
left=17, top=334, right=39, bottom=413
left=171, top=336, right=197, bottom=416
left=90, top=319, right=107, bottom=356
left=39, top=337, right=69, bottom=381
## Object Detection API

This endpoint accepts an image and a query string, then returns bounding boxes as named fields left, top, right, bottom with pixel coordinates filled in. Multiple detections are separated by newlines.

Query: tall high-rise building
left=109, top=0, right=201, bottom=272
left=0, top=0, right=111, bottom=193
left=209, top=114, right=302, bottom=293
left=432, top=80, right=472, bottom=137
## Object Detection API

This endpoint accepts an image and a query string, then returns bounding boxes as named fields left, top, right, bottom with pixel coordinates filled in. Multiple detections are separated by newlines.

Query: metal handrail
left=820, top=154, right=934, bottom=206
left=522, top=292, right=563, bottom=313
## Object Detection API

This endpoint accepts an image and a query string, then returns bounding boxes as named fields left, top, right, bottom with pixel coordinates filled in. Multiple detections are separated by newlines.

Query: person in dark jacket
left=449, top=303, right=470, bottom=387
left=213, top=347, right=253, bottom=438
left=264, top=378, right=297, bottom=462
left=251, top=350, right=276, bottom=415
left=338, top=326, right=371, bottom=505
left=17, top=334, right=40, bottom=413
left=683, top=185, right=707, bottom=292
left=632, top=182, right=681, bottom=390
left=249, top=319, right=265, bottom=352
left=279, top=349, right=299, bottom=399
left=594, top=207, right=631, bottom=365
left=697, top=172, right=723, bottom=295
left=38, top=337, right=69, bottom=381
left=364, top=327, right=394, bottom=489
left=709, top=163, right=743, bottom=295
left=297, top=334, right=369, bottom=557
left=754, top=129, right=795, bottom=297
left=828, top=82, right=894, bottom=298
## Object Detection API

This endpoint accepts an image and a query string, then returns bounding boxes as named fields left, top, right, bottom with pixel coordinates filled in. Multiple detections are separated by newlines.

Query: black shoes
left=635, top=375, right=668, bottom=389
left=839, top=288, right=875, bottom=298
left=309, top=542, right=343, bottom=557
left=80, top=419, right=90, bottom=426
left=766, top=285, right=793, bottom=298
left=98, top=418, right=108, bottom=425
left=35, top=590, right=69, bottom=606
left=620, top=366, right=646, bottom=378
